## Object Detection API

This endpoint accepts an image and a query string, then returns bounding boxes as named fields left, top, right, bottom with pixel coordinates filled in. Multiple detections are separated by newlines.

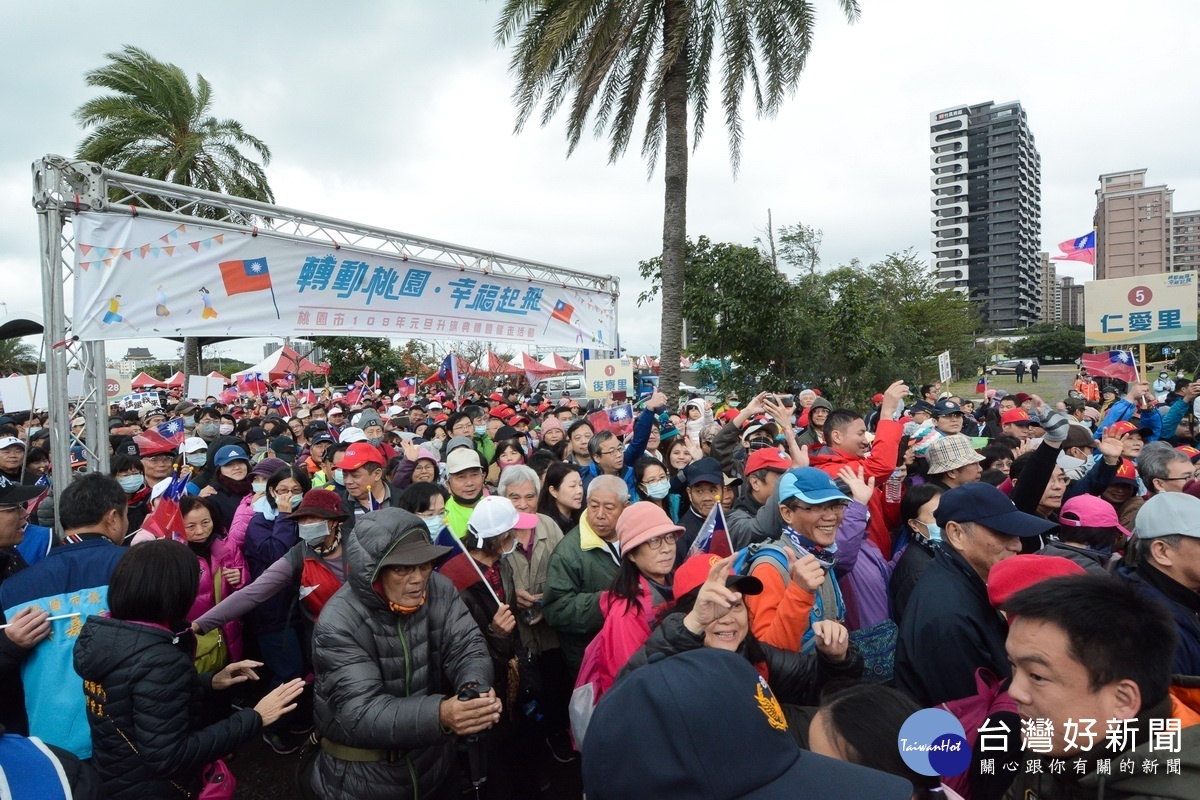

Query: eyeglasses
left=792, top=501, right=850, bottom=513
left=0, top=503, right=28, bottom=515
left=274, top=487, right=300, bottom=495
left=643, top=531, right=679, bottom=550
left=598, top=448, right=622, bottom=458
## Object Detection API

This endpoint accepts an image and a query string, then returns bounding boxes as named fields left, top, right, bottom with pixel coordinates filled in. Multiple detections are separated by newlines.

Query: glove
left=1038, top=409, right=1072, bottom=443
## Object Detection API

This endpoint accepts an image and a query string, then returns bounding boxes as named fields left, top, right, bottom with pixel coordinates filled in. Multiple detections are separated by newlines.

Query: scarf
left=781, top=524, right=837, bottom=570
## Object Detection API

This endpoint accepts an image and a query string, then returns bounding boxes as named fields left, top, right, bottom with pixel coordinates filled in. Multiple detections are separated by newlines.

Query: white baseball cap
left=387, top=405, right=404, bottom=417
left=338, top=426, right=367, bottom=444
left=426, top=401, right=443, bottom=410
left=180, top=437, right=207, bottom=454
left=467, top=495, right=539, bottom=539
left=0, top=436, right=25, bottom=451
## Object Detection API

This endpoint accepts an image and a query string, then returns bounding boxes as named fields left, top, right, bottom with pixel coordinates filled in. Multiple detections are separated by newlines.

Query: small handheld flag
left=1080, top=350, right=1138, bottom=382
left=587, top=404, right=635, bottom=437
left=690, top=502, right=733, bottom=558
left=975, top=375, right=987, bottom=395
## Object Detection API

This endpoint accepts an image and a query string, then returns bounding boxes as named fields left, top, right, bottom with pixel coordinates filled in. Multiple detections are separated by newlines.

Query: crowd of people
left=1, top=368, right=1200, bottom=799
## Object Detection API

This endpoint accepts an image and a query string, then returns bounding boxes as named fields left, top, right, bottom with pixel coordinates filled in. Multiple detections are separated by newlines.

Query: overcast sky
left=2, top=0, right=1198, bottom=367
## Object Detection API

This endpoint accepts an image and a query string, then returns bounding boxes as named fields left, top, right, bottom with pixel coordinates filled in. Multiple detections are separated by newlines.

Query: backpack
left=732, top=542, right=790, bottom=583
left=938, top=668, right=1017, bottom=800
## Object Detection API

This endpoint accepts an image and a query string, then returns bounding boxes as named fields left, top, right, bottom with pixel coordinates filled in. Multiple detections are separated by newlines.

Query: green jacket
left=1005, top=693, right=1200, bottom=800
left=541, top=512, right=621, bottom=677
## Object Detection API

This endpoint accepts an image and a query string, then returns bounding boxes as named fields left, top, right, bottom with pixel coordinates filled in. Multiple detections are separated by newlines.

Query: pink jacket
left=577, top=578, right=662, bottom=703
left=187, top=533, right=248, bottom=661
left=226, top=494, right=255, bottom=556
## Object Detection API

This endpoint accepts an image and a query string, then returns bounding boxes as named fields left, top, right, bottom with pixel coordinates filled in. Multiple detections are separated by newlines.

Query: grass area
left=944, top=365, right=1079, bottom=404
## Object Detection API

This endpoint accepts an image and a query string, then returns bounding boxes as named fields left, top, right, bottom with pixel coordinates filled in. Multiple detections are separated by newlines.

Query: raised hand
left=683, top=555, right=742, bottom=633
left=837, top=465, right=875, bottom=505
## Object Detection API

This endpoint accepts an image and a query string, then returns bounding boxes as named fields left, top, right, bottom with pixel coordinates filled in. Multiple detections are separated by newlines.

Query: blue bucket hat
left=778, top=467, right=850, bottom=506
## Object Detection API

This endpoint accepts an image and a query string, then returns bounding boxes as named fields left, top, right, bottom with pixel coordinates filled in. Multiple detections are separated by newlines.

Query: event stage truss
left=33, top=154, right=619, bottom=532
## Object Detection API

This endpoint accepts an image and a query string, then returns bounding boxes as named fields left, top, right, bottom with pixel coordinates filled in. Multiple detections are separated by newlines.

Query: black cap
left=0, top=480, right=47, bottom=505
left=931, top=399, right=962, bottom=417
left=684, top=457, right=724, bottom=488
left=935, top=482, right=1059, bottom=539
left=582, top=648, right=911, bottom=800
left=909, top=400, right=935, bottom=416
left=269, top=436, right=297, bottom=463
left=244, top=427, right=268, bottom=445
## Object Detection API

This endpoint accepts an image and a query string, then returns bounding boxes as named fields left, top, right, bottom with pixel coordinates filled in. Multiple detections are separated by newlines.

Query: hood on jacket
left=74, top=615, right=184, bottom=680
left=199, top=434, right=250, bottom=479
left=346, top=507, right=433, bottom=610
left=809, top=397, right=833, bottom=414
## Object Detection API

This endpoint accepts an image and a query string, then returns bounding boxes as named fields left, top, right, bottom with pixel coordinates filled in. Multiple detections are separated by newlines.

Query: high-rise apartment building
left=930, top=100, right=1042, bottom=330
left=1094, top=170, right=1173, bottom=279
left=1170, top=209, right=1200, bottom=273
left=1059, top=276, right=1085, bottom=327
left=1038, top=252, right=1058, bottom=324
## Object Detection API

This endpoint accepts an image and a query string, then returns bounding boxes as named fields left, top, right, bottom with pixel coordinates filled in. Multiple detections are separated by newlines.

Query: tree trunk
left=183, top=336, right=202, bottom=377
left=658, top=0, right=689, bottom=409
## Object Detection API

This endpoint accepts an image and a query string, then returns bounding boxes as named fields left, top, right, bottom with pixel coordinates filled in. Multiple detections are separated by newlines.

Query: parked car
left=986, top=359, right=1033, bottom=375
left=533, top=375, right=588, bottom=402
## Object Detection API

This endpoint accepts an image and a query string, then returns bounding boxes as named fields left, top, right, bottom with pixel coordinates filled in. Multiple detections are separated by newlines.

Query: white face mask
left=644, top=479, right=671, bottom=499
left=298, top=520, right=330, bottom=545
left=502, top=538, right=518, bottom=557
left=333, top=468, right=345, bottom=486
left=186, top=453, right=208, bottom=468
left=424, top=513, right=446, bottom=535
left=219, top=423, right=235, bottom=436
left=251, top=481, right=268, bottom=495
left=118, top=474, right=145, bottom=493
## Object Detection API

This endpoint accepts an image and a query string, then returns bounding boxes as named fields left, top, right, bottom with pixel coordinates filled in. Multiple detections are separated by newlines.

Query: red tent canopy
left=233, top=346, right=322, bottom=384
left=207, top=370, right=228, bottom=384
left=131, top=371, right=165, bottom=389
left=484, top=351, right=523, bottom=376
left=163, top=371, right=186, bottom=388
left=538, top=352, right=583, bottom=373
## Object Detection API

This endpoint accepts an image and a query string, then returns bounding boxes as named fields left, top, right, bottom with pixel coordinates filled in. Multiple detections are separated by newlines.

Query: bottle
left=884, top=467, right=904, bottom=504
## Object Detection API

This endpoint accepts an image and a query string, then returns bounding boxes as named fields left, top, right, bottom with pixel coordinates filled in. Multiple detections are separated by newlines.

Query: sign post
left=937, top=351, right=952, bottom=384
left=1084, top=272, right=1198, bottom=347
left=583, top=358, right=634, bottom=399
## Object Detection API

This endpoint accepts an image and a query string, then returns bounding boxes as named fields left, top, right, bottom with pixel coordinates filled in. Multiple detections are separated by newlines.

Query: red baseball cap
left=1176, top=445, right=1200, bottom=464
left=744, top=448, right=791, bottom=475
left=1107, top=420, right=1152, bottom=438
left=871, top=393, right=884, bottom=405
left=1000, top=409, right=1032, bottom=426
left=339, top=442, right=385, bottom=471
left=719, top=409, right=740, bottom=423
left=488, top=393, right=503, bottom=402
left=673, top=553, right=763, bottom=600
left=1112, top=458, right=1139, bottom=486
left=986, top=554, right=1085, bottom=610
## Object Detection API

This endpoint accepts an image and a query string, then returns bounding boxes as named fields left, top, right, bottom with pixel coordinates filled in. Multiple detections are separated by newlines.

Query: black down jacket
left=73, top=616, right=260, bottom=800
left=311, top=507, right=492, bottom=800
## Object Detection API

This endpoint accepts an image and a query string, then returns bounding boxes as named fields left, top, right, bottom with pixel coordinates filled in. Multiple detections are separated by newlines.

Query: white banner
left=1084, top=272, right=1198, bottom=346
left=186, top=376, right=225, bottom=400
left=72, top=213, right=617, bottom=348
left=937, top=350, right=952, bottom=383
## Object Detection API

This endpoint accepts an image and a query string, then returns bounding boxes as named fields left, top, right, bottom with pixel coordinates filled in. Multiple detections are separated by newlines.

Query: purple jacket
left=834, top=503, right=903, bottom=630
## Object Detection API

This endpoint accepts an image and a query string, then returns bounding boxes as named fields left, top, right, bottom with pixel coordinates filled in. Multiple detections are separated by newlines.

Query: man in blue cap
left=894, top=482, right=1056, bottom=706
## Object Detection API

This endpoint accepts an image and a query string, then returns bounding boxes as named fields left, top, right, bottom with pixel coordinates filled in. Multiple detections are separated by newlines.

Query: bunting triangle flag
left=79, top=262, right=90, bottom=271
left=79, top=245, right=93, bottom=256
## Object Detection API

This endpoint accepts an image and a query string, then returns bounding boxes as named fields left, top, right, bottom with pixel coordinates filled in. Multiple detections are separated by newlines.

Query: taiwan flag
left=975, top=375, right=987, bottom=395
left=1081, top=350, right=1138, bottom=382
left=219, top=257, right=273, bottom=295
left=238, top=372, right=267, bottom=396
left=551, top=299, right=575, bottom=324
left=141, top=469, right=191, bottom=543
left=133, top=418, right=187, bottom=455
left=587, top=403, right=635, bottom=437
left=1053, top=231, right=1096, bottom=266
left=690, top=502, right=733, bottom=558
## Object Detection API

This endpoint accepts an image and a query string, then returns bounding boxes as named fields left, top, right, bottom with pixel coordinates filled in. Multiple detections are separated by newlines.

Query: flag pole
left=450, top=531, right=503, bottom=606
left=268, top=285, right=281, bottom=319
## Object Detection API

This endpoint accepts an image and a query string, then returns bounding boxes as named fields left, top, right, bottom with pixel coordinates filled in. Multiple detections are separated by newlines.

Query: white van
left=533, top=375, right=588, bottom=402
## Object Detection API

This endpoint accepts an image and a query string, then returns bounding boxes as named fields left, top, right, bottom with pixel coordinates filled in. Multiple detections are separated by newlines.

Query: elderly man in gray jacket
left=311, top=508, right=497, bottom=800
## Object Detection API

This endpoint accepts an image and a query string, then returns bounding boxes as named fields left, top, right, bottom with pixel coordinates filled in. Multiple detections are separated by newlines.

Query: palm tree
left=497, top=1, right=859, bottom=403
left=0, top=339, right=38, bottom=375
left=74, top=45, right=276, bottom=373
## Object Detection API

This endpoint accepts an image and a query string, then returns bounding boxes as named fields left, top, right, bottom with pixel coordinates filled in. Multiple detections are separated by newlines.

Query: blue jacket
left=1096, top=398, right=1163, bottom=442
left=579, top=407, right=656, bottom=497
left=14, top=524, right=52, bottom=567
left=1120, top=562, right=1200, bottom=676
left=0, top=537, right=125, bottom=758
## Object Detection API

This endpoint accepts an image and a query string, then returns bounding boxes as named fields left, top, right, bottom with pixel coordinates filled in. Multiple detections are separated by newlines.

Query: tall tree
left=0, top=339, right=38, bottom=375
left=74, top=45, right=275, bottom=375
left=496, top=0, right=860, bottom=405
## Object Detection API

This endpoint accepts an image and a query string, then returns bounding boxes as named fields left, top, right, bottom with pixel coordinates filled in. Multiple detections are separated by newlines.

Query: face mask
left=427, top=439, right=443, bottom=453
left=198, top=422, right=220, bottom=438
left=475, top=425, right=488, bottom=437
left=644, top=479, right=671, bottom=499
left=219, top=423, right=235, bottom=435
left=367, top=436, right=384, bottom=447
left=276, top=494, right=297, bottom=513
left=424, top=513, right=446, bottom=535
left=183, top=417, right=196, bottom=430
left=251, top=481, right=268, bottom=495
left=27, top=427, right=41, bottom=437
left=298, top=520, right=330, bottom=545
left=186, top=453, right=208, bottom=468
left=118, top=474, right=145, bottom=493
left=922, top=520, right=942, bottom=542
left=729, top=401, right=740, bottom=408
left=252, top=495, right=277, bottom=520
left=502, top=538, right=519, bottom=557
left=333, top=468, right=345, bottom=486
